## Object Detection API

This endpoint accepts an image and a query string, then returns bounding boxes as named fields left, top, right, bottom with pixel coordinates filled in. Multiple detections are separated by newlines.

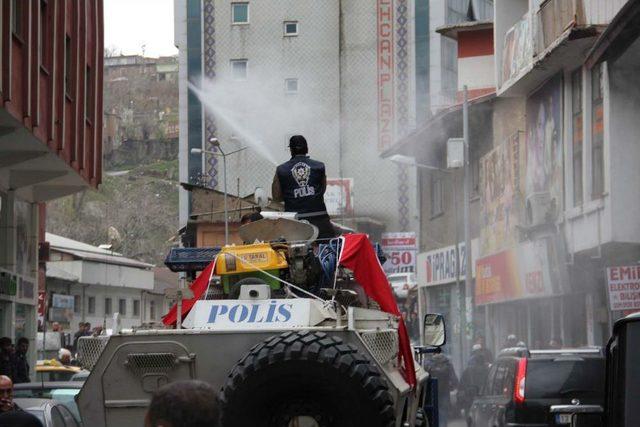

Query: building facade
left=174, top=0, right=428, bottom=241
left=45, top=233, right=165, bottom=331
left=0, top=0, right=103, bottom=371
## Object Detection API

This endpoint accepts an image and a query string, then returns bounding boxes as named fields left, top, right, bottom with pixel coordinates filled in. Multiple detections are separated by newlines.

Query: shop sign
left=377, top=0, right=395, bottom=151
left=324, top=178, right=354, bottom=216
left=381, top=232, right=416, bottom=274
left=417, top=239, right=479, bottom=287
left=606, top=266, right=640, bottom=311
left=476, top=239, right=555, bottom=305
left=51, top=294, right=74, bottom=310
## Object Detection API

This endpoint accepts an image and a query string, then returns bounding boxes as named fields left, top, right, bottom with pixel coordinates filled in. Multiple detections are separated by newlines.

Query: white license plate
left=555, top=414, right=572, bottom=425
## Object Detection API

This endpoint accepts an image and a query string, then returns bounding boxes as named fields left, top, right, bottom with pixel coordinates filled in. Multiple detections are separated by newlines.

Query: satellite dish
left=254, top=187, right=269, bottom=208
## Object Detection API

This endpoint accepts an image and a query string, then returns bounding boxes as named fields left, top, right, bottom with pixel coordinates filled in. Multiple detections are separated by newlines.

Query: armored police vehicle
left=77, top=217, right=445, bottom=427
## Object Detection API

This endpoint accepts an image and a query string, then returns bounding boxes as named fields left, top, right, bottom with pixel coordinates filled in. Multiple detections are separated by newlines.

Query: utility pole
left=462, top=85, right=473, bottom=358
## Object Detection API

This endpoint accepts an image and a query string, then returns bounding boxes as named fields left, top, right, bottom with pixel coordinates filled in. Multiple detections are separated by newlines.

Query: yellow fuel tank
left=215, top=243, right=288, bottom=275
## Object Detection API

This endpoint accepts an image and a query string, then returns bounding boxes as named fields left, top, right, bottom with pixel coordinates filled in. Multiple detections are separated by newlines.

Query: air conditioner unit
left=525, top=192, right=557, bottom=227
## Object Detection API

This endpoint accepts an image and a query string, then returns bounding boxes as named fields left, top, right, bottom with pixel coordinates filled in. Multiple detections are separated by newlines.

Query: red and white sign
left=377, top=0, right=394, bottom=151
left=381, top=232, right=416, bottom=274
left=607, top=266, right=640, bottom=311
left=324, top=178, right=354, bottom=216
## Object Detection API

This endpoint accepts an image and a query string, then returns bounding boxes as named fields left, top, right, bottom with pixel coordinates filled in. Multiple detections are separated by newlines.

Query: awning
left=585, top=0, right=640, bottom=69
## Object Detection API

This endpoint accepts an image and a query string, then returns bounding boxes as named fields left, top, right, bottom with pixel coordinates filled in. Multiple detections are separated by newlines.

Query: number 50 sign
left=381, top=232, right=417, bottom=274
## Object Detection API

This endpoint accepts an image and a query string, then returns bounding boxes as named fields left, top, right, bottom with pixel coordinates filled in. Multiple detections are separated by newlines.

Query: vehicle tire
left=220, top=330, right=396, bottom=427
left=228, top=277, right=269, bottom=299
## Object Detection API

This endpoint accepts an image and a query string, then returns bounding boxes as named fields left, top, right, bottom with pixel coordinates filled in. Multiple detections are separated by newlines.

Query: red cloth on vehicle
left=162, top=259, right=216, bottom=326
left=338, top=233, right=417, bottom=389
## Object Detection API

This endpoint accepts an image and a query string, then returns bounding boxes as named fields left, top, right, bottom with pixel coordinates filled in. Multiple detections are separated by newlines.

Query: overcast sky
left=104, top=0, right=178, bottom=58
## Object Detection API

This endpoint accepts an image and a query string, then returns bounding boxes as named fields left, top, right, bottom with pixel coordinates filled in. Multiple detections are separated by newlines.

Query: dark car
left=467, top=347, right=605, bottom=427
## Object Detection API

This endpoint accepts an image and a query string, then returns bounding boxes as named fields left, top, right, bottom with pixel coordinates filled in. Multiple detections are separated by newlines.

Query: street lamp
left=191, top=138, right=247, bottom=245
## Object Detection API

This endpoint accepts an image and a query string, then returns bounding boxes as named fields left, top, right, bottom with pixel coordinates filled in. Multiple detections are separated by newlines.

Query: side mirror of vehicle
left=423, top=313, right=446, bottom=347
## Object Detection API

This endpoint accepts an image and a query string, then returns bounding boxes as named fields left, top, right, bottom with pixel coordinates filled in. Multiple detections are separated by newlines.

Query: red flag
left=338, top=233, right=417, bottom=388
left=162, top=259, right=216, bottom=326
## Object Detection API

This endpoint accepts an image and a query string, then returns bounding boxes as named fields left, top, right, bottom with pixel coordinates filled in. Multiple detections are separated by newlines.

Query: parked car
left=14, top=398, right=80, bottom=427
left=13, top=382, right=83, bottom=422
left=467, top=347, right=605, bottom=427
left=387, top=272, right=417, bottom=299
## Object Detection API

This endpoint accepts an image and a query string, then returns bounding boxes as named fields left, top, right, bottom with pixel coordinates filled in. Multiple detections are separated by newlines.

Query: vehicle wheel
left=228, top=277, right=269, bottom=299
left=220, top=330, right=396, bottom=427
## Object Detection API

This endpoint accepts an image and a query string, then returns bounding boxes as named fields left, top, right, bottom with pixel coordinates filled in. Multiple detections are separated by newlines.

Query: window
left=73, top=295, right=81, bottom=314
left=231, top=3, right=249, bottom=24
left=133, top=299, right=140, bottom=317
left=231, top=59, right=248, bottom=80
left=430, top=175, right=444, bottom=217
left=104, top=298, right=112, bottom=315
left=285, top=78, right=298, bottom=94
left=87, top=297, right=95, bottom=315
left=11, top=0, right=24, bottom=39
left=591, top=65, right=604, bottom=198
left=118, top=299, right=127, bottom=316
left=149, top=300, right=156, bottom=321
left=65, top=35, right=72, bottom=97
left=284, top=21, right=298, bottom=36
left=572, top=69, right=583, bottom=206
left=471, top=152, right=480, bottom=196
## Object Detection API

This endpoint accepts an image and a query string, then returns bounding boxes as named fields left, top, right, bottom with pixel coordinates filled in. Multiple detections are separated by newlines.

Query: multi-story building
left=0, top=0, right=103, bottom=373
left=174, top=0, right=431, bottom=242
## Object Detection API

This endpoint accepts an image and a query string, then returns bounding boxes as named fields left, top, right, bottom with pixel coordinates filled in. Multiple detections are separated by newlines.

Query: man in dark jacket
left=0, top=375, right=43, bottom=426
left=425, top=353, right=459, bottom=427
left=0, top=338, right=14, bottom=381
left=13, top=338, right=30, bottom=384
left=272, top=135, right=337, bottom=239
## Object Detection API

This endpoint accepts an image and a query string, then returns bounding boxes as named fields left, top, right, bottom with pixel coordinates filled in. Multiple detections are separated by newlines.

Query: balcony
left=496, top=0, right=601, bottom=97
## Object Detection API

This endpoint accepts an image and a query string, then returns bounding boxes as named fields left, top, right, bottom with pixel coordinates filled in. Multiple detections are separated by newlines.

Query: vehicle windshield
left=525, top=358, right=605, bottom=399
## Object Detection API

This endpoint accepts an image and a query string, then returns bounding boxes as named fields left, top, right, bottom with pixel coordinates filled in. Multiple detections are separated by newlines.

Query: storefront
left=417, top=240, right=478, bottom=374
left=0, top=191, right=39, bottom=373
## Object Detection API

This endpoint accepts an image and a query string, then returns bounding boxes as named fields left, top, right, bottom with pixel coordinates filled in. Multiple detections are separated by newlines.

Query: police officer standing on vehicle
left=272, top=135, right=337, bottom=239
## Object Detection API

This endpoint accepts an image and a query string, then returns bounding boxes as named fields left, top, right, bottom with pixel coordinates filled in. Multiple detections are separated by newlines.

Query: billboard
left=525, top=74, right=564, bottom=207
left=476, top=239, right=557, bottom=305
left=324, top=178, right=354, bottom=216
left=377, top=0, right=395, bottom=151
left=607, top=266, right=640, bottom=311
left=381, top=232, right=417, bottom=274
left=479, top=132, right=523, bottom=256
left=416, top=239, right=479, bottom=287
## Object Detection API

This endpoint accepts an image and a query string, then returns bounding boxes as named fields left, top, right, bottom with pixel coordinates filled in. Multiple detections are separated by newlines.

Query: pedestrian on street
left=13, top=338, right=30, bottom=384
left=72, top=322, right=86, bottom=353
left=0, top=375, right=43, bottom=426
left=424, top=353, right=459, bottom=427
left=145, top=380, right=220, bottom=427
left=0, top=337, right=14, bottom=381
left=459, top=345, right=490, bottom=415
left=473, top=335, right=493, bottom=363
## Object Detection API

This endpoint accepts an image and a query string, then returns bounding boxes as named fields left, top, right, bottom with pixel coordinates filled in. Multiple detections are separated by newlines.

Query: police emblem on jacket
left=291, top=162, right=315, bottom=198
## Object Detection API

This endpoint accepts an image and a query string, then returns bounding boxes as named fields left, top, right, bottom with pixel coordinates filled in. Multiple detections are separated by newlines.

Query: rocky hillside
left=46, top=159, right=179, bottom=265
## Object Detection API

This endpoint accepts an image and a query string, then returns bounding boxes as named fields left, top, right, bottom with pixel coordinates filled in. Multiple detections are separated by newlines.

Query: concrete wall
left=608, top=38, right=640, bottom=244
left=46, top=280, right=167, bottom=331
left=48, top=261, right=154, bottom=291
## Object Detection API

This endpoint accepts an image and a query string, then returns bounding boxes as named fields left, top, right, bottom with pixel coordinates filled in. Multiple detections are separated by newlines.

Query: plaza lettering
left=208, top=301, right=293, bottom=324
